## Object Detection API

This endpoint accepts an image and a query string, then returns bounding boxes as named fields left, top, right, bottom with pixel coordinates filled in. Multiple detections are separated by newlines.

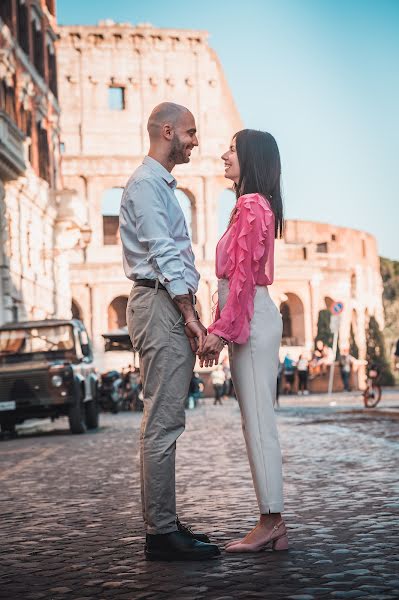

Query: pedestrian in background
left=339, top=347, right=356, bottom=392
left=222, top=356, right=232, bottom=398
left=211, top=364, right=226, bottom=405
left=283, top=353, right=296, bottom=394
left=186, top=371, right=203, bottom=409
left=296, top=354, right=309, bottom=395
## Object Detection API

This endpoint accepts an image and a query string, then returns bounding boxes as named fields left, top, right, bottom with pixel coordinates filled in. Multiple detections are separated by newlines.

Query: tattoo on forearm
left=173, top=294, right=195, bottom=318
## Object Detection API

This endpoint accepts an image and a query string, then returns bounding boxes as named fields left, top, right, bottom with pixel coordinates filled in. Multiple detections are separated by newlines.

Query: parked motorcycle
left=99, top=370, right=124, bottom=413
left=121, top=366, right=143, bottom=412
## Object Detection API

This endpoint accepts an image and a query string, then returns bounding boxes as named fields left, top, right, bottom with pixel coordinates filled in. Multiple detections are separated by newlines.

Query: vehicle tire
left=363, top=383, right=382, bottom=408
left=0, top=421, right=16, bottom=435
left=85, top=393, right=99, bottom=430
left=68, top=396, right=87, bottom=434
left=111, top=385, right=123, bottom=414
left=111, top=401, right=120, bottom=414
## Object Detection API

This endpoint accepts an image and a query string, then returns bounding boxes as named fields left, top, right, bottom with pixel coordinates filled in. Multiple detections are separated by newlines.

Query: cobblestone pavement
left=1, top=394, right=399, bottom=600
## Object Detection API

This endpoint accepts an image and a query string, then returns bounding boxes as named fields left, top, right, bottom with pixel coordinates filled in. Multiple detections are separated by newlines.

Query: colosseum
left=54, top=20, right=384, bottom=369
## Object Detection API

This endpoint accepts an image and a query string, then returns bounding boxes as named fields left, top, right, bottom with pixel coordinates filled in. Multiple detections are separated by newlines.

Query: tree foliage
left=315, top=309, right=333, bottom=348
left=379, top=256, right=399, bottom=374
left=349, top=323, right=359, bottom=359
left=366, top=316, right=395, bottom=385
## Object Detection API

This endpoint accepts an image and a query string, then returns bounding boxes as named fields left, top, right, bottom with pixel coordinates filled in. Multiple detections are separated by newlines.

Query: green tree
left=366, top=316, right=395, bottom=385
left=380, top=256, right=399, bottom=362
left=349, top=323, right=359, bottom=359
left=315, top=309, right=333, bottom=348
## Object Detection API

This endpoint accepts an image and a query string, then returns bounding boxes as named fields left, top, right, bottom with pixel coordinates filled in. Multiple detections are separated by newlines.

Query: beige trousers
left=126, top=285, right=195, bottom=534
left=218, top=279, right=284, bottom=513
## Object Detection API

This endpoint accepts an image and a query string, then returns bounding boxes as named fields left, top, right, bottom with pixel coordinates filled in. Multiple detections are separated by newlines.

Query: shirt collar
left=143, top=156, right=177, bottom=189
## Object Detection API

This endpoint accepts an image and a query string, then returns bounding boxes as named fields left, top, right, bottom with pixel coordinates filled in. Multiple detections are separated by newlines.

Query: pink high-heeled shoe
left=225, top=520, right=288, bottom=553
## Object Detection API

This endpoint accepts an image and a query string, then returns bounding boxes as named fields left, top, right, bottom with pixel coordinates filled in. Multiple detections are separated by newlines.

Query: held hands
left=184, top=320, right=224, bottom=367
left=198, top=333, right=225, bottom=368
left=184, top=320, right=207, bottom=354
left=174, top=293, right=224, bottom=365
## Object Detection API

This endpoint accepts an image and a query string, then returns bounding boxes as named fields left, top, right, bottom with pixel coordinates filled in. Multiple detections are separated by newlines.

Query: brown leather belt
left=135, top=279, right=167, bottom=291
left=134, top=279, right=196, bottom=303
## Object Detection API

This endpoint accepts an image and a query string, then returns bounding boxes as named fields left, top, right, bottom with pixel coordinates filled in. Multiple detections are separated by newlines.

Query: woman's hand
left=198, top=334, right=225, bottom=367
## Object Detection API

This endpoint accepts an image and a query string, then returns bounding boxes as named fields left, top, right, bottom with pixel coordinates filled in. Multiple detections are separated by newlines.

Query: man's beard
left=168, top=136, right=189, bottom=164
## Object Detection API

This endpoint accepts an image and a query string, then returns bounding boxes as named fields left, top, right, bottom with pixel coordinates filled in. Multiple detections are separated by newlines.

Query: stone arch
left=71, top=298, right=83, bottom=321
left=108, top=295, right=128, bottom=330
left=102, top=187, right=123, bottom=245
left=218, top=188, right=236, bottom=236
left=176, top=188, right=197, bottom=243
left=280, top=293, right=305, bottom=346
left=324, top=296, right=334, bottom=310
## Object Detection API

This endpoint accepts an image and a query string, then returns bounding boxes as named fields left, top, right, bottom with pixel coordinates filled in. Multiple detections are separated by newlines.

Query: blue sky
left=58, top=0, right=399, bottom=260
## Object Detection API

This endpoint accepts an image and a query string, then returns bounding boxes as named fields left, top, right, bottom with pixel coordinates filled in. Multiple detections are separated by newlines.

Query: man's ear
left=162, top=123, right=174, bottom=140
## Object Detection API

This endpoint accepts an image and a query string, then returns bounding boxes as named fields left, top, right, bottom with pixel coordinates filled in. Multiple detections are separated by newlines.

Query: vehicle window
left=0, top=325, right=75, bottom=356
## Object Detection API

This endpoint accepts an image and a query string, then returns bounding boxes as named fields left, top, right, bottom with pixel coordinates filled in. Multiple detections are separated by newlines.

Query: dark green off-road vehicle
left=0, top=319, right=100, bottom=435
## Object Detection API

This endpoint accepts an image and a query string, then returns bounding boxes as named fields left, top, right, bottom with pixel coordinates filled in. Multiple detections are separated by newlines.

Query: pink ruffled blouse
left=208, top=193, right=275, bottom=344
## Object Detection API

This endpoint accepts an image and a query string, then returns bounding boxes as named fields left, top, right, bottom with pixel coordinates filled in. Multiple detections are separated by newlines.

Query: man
left=119, top=102, right=220, bottom=561
left=211, top=364, right=226, bottom=405
left=339, top=347, right=356, bottom=392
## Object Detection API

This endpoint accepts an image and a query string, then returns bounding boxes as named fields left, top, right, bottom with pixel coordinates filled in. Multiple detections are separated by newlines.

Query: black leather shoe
left=176, top=515, right=211, bottom=543
left=145, top=531, right=221, bottom=561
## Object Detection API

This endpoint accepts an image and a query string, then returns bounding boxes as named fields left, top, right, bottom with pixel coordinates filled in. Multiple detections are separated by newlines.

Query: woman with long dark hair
left=200, top=129, right=287, bottom=552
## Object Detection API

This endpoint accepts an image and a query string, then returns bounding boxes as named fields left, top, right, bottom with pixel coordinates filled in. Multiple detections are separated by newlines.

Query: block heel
left=272, top=534, right=288, bottom=551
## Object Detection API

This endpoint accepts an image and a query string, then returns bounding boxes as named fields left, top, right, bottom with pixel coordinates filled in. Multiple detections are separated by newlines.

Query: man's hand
left=185, top=320, right=207, bottom=354
left=198, top=333, right=225, bottom=368
left=172, top=293, right=207, bottom=353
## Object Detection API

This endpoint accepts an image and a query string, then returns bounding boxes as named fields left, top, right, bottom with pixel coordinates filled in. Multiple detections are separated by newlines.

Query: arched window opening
left=71, top=299, right=83, bottom=321
left=280, top=293, right=305, bottom=346
left=280, top=302, right=292, bottom=339
left=102, top=188, right=123, bottom=245
left=108, top=296, right=128, bottom=330
left=175, top=188, right=197, bottom=243
left=324, top=296, right=334, bottom=311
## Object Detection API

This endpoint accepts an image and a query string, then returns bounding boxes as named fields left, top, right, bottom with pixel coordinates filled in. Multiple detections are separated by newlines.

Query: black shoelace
left=176, top=515, right=194, bottom=535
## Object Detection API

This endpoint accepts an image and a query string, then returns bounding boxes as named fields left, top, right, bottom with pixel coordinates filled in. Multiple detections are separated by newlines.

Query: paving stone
left=0, top=398, right=398, bottom=600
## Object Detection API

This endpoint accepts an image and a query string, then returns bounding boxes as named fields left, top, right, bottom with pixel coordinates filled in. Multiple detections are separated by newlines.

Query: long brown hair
left=228, top=129, right=284, bottom=238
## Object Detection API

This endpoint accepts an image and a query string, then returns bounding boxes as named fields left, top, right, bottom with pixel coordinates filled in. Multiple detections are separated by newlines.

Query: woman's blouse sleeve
left=208, top=195, right=273, bottom=344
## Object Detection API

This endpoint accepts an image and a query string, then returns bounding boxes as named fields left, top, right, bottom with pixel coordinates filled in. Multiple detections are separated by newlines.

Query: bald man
left=120, top=103, right=220, bottom=561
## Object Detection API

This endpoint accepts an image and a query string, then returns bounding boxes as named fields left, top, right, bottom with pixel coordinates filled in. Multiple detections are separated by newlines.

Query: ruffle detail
left=209, top=193, right=273, bottom=344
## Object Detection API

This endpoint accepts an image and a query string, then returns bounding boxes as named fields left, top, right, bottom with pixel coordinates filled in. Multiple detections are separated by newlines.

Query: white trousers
left=218, top=279, right=284, bottom=513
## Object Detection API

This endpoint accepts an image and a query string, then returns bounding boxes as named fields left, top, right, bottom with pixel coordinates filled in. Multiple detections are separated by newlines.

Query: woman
left=200, top=129, right=287, bottom=552
left=297, top=354, right=310, bottom=395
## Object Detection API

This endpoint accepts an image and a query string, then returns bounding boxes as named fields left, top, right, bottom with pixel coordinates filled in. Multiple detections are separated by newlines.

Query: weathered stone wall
left=56, top=21, right=243, bottom=358
left=0, top=2, right=88, bottom=325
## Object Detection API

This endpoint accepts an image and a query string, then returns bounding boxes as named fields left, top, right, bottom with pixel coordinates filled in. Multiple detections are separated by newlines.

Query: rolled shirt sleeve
left=120, top=178, right=189, bottom=298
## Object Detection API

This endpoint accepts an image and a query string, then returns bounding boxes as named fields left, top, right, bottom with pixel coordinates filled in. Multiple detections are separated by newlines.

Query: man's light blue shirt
left=119, top=156, right=200, bottom=298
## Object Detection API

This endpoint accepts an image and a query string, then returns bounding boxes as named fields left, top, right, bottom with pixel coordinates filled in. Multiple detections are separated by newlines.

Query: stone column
left=0, top=182, right=13, bottom=324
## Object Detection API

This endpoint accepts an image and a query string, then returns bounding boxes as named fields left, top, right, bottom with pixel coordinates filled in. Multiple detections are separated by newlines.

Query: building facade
left=55, top=20, right=384, bottom=368
left=271, top=220, right=384, bottom=360
left=0, top=0, right=86, bottom=325
left=56, top=21, right=243, bottom=359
